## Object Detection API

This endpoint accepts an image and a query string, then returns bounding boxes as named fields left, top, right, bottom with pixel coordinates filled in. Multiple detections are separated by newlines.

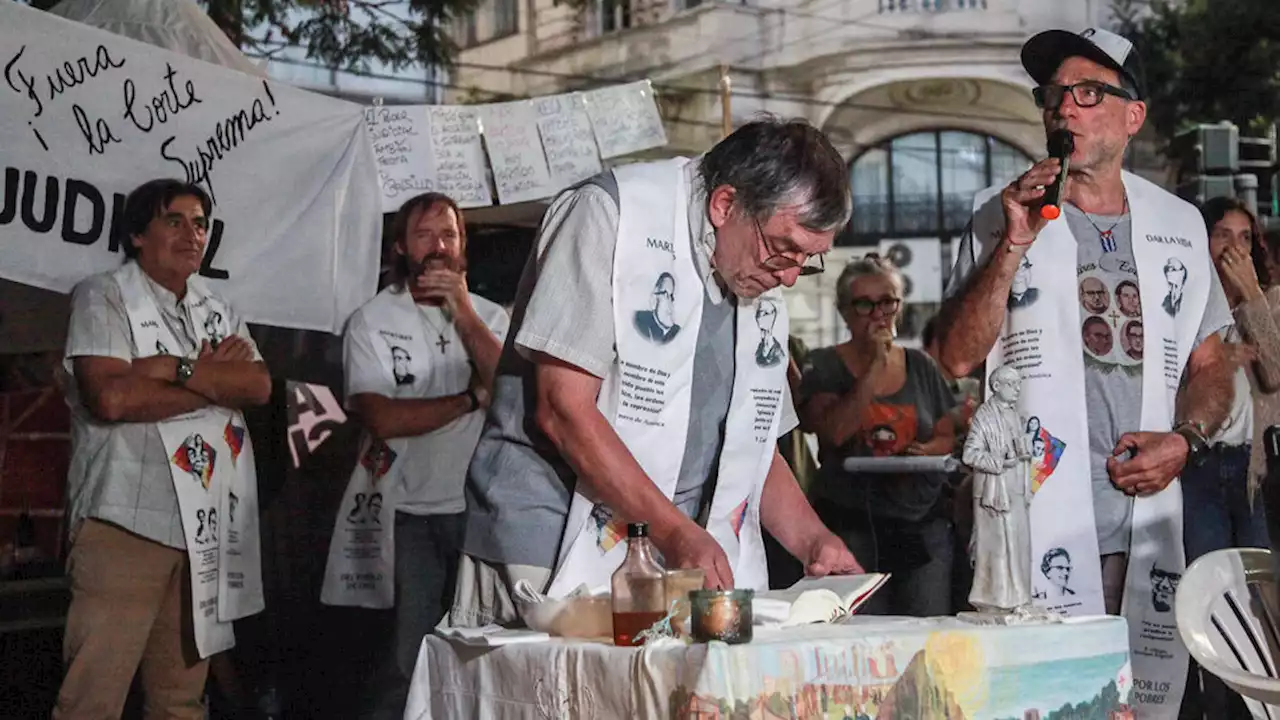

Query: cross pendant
left=436, top=333, right=450, bottom=353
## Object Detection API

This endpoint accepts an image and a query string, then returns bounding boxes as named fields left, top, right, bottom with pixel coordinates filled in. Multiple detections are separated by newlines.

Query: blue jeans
left=1182, top=444, right=1268, bottom=560
left=1179, top=443, right=1269, bottom=720
left=364, top=511, right=466, bottom=720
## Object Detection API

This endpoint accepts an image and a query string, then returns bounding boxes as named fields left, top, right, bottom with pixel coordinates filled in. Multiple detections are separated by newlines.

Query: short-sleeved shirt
left=343, top=291, right=510, bottom=515
left=63, top=267, right=262, bottom=550
left=463, top=162, right=800, bottom=570
left=799, top=346, right=957, bottom=521
left=948, top=202, right=1232, bottom=554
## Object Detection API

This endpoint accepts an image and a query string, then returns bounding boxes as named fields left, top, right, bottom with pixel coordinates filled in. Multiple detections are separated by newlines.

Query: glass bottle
left=611, top=522, right=667, bottom=646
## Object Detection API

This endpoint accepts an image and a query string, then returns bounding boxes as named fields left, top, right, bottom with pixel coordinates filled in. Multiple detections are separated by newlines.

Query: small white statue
left=963, top=364, right=1037, bottom=615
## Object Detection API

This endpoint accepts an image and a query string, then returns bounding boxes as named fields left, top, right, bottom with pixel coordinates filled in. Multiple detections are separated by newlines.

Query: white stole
left=544, top=158, right=786, bottom=597
left=969, top=172, right=1208, bottom=718
left=320, top=288, right=433, bottom=609
left=113, top=261, right=265, bottom=659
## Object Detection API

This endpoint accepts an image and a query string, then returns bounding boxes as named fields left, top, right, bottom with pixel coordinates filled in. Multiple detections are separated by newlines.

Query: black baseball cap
left=1021, top=27, right=1146, bottom=100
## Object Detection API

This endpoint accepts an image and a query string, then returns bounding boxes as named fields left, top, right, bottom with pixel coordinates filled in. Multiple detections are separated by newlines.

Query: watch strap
left=464, top=388, right=479, bottom=413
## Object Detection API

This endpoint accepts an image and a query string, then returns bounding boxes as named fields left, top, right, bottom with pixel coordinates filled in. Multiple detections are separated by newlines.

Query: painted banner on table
left=0, top=2, right=381, bottom=334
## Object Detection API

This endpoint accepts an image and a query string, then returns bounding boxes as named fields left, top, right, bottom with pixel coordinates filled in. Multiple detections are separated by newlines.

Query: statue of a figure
left=963, top=364, right=1035, bottom=613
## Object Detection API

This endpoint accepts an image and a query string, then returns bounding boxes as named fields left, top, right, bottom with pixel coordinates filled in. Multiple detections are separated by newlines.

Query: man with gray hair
left=449, top=118, right=863, bottom=629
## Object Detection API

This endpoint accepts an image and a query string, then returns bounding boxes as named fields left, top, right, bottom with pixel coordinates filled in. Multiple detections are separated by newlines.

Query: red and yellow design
left=224, top=419, right=245, bottom=467
left=172, top=434, right=216, bottom=490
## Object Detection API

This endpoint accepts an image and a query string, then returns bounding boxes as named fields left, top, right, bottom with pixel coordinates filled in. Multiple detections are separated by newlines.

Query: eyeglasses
left=845, top=296, right=902, bottom=317
left=1032, top=81, right=1133, bottom=110
left=754, top=218, right=825, bottom=276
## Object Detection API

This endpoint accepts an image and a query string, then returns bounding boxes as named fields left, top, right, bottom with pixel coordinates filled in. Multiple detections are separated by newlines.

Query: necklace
left=418, top=305, right=453, bottom=354
left=1081, top=196, right=1129, bottom=254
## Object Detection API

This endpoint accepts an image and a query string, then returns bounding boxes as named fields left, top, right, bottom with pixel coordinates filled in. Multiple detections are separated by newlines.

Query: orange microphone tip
left=1040, top=205, right=1061, bottom=220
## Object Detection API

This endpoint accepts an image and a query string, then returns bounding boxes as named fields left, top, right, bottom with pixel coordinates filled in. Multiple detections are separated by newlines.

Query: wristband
left=464, top=388, right=479, bottom=413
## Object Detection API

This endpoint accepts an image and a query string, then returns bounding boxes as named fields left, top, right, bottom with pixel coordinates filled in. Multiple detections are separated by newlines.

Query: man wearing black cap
left=936, top=26, right=1234, bottom=720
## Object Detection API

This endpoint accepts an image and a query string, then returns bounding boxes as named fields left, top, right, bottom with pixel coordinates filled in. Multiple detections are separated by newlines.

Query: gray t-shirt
left=463, top=167, right=799, bottom=569
left=949, top=201, right=1232, bottom=555
left=799, top=347, right=957, bottom=521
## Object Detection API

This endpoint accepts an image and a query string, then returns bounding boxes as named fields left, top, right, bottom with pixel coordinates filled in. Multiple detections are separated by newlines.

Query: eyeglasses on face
left=845, top=296, right=901, bottom=317
left=1032, top=81, right=1133, bottom=110
left=753, top=217, right=825, bottom=276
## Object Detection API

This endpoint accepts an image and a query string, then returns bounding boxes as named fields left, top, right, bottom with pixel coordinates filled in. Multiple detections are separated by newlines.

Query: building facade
left=444, top=0, right=1126, bottom=347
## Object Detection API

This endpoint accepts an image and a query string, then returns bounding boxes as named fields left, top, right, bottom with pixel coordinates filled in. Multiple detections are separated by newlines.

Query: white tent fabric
left=45, top=0, right=266, bottom=77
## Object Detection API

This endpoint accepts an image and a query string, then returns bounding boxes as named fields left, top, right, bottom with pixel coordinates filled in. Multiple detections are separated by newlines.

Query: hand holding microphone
left=1000, top=129, right=1074, bottom=247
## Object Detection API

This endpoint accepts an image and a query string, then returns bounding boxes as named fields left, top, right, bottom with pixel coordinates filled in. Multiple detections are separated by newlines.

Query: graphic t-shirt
left=799, top=347, right=956, bottom=521
left=1065, top=203, right=1232, bottom=554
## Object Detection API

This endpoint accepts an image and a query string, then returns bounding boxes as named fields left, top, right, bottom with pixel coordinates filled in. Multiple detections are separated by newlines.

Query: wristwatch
left=173, top=356, right=195, bottom=387
left=1173, top=421, right=1209, bottom=469
left=464, top=388, right=480, bottom=413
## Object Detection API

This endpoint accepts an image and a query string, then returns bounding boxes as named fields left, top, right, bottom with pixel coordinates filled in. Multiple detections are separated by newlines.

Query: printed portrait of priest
left=204, top=310, right=226, bottom=346
left=186, top=435, right=211, bottom=480
left=1082, top=316, right=1113, bottom=357
left=1162, top=258, right=1187, bottom=317
left=754, top=299, right=785, bottom=368
left=1079, top=276, right=1110, bottom=314
left=1122, top=321, right=1144, bottom=361
left=1007, top=254, right=1040, bottom=310
left=633, top=272, right=681, bottom=344
left=1116, top=280, right=1141, bottom=318
left=1150, top=564, right=1181, bottom=612
left=390, top=346, right=414, bottom=386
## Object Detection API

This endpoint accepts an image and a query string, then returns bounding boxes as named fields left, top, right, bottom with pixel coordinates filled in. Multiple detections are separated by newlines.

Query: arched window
left=842, top=130, right=1033, bottom=245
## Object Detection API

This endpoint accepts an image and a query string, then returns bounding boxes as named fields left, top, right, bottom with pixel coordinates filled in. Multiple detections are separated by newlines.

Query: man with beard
left=936, top=26, right=1233, bottom=717
left=634, top=272, right=681, bottom=343
left=448, top=118, right=862, bottom=630
left=323, top=192, right=508, bottom=720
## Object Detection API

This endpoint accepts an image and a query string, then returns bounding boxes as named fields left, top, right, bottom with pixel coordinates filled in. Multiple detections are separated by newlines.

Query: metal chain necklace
left=1082, top=195, right=1129, bottom=254
left=417, top=305, right=453, bottom=354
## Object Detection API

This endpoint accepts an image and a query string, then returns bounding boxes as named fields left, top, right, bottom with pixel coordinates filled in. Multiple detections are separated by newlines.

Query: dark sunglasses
left=1032, top=81, right=1133, bottom=110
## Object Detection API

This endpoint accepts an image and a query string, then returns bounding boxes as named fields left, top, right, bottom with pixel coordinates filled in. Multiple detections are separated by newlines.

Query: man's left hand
left=1107, top=431, right=1189, bottom=496
left=414, top=269, right=472, bottom=315
left=803, top=532, right=863, bottom=577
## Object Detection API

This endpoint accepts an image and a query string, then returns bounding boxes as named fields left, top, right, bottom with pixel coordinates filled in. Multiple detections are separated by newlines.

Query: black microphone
left=1040, top=129, right=1075, bottom=221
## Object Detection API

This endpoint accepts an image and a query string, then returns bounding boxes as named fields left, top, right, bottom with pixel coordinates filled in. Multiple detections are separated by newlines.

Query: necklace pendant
left=1099, top=229, right=1117, bottom=254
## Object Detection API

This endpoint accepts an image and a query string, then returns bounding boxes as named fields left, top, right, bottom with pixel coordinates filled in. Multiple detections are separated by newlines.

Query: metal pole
left=719, top=63, right=732, bottom=139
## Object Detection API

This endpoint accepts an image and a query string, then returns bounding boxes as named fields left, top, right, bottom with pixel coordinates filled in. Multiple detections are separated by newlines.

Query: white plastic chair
left=1177, top=548, right=1280, bottom=719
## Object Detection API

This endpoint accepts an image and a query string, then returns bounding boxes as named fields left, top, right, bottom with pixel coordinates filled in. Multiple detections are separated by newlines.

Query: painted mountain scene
left=659, top=619, right=1133, bottom=720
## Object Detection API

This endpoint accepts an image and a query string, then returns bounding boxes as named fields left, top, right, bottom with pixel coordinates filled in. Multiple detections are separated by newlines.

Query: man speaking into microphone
left=935, top=27, right=1233, bottom=719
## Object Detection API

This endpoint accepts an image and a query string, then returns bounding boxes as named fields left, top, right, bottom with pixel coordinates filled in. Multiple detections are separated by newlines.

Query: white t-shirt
left=343, top=292, right=510, bottom=515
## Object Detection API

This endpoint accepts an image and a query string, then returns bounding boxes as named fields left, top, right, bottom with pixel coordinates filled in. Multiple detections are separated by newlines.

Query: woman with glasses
left=1180, top=197, right=1280, bottom=719
left=798, top=255, right=958, bottom=616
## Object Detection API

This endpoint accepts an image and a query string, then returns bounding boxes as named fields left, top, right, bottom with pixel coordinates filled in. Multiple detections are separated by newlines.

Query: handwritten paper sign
left=428, top=106, right=492, bottom=209
left=365, top=105, right=433, bottom=213
left=535, top=93, right=604, bottom=189
left=0, top=2, right=380, bottom=334
left=583, top=80, right=668, bottom=159
left=478, top=100, right=555, bottom=205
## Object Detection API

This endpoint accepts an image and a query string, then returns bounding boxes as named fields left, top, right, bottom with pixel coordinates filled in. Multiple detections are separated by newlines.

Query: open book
left=754, top=574, right=890, bottom=627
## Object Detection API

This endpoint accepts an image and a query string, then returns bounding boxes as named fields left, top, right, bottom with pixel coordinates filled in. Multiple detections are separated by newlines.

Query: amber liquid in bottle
left=612, top=610, right=667, bottom=646
left=611, top=522, right=666, bottom=647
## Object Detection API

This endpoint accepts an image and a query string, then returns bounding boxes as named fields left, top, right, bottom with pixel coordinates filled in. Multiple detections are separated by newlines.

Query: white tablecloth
left=405, top=615, right=1134, bottom=719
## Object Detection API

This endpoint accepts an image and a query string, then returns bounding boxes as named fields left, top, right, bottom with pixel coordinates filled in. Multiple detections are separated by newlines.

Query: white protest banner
left=0, top=3, right=381, bottom=335
left=365, top=105, right=434, bottom=214
left=477, top=100, right=555, bottom=205
left=583, top=80, right=668, bottom=159
left=427, top=106, right=492, bottom=209
left=535, top=93, right=604, bottom=190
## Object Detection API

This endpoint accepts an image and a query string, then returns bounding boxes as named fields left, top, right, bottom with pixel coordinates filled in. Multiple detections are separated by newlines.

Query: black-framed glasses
left=1032, top=81, right=1133, bottom=110
left=753, top=218, right=825, bottom=276
left=846, top=296, right=901, bottom=317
